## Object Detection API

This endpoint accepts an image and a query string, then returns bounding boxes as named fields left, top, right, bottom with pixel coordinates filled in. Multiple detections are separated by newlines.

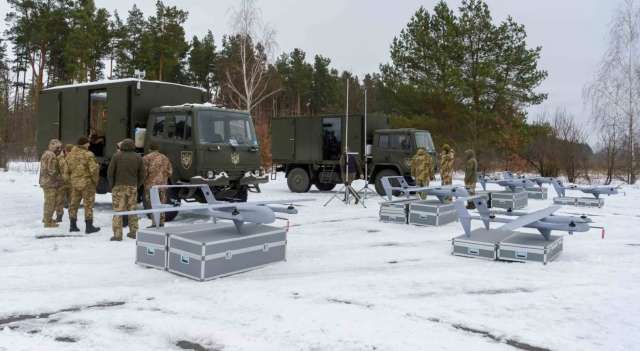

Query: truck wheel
left=374, top=169, right=400, bottom=196
left=315, top=182, right=336, bottom=191
left=287, top=168, right=311, bottom=193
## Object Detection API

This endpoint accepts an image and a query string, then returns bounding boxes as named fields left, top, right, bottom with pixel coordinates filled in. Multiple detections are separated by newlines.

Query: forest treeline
left=0, top=0, right=636, bottom=183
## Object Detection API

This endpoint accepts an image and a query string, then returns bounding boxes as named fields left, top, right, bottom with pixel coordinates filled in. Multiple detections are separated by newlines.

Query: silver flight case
left=408, top=200, right=457, bottom=226
left=451, top=229, right=515, bottom=260
left=491, top=190, right=528, bottom=210
left=577, top=197, right=604, bottom=208
left=379, top=199, right=413, bottom=224
left=526, top=187, right=548, bottom=200
left=497, top=232, right=563, bottom=265
left=168, top=223, right=287, bottom=281
left=553, top=197, right=577, bottom=206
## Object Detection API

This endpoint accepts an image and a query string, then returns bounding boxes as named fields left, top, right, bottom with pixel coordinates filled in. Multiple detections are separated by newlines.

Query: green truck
left=271, top=114, right=436, bottom=195
left=36, top=79, right=267, bottom=207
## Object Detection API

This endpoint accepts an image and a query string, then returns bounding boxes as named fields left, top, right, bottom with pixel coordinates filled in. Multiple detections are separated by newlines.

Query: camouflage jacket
left=39, top=150, right=63, bottom=188
left=464, top=150, right=478, bottom=185
left=411, top=150, right=433, bottom=181
left=143, top=151, right=172, bottom=188
left=440, top=150, right=455, bottom=176
left=66, top=145, right=99, bottom=189
left=57, top=153, right=70, bottom=186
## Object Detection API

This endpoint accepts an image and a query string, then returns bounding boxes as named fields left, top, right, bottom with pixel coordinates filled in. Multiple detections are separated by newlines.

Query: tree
left=144, top=1, right=189, bottom=81
left=585, top=0, right=640, bottom=184
left=276, top=48, right=313, bottom=115
left=188, top=31, right=217, bottom=99
left=112, top=5, right=147, bottom=78
left=223, top=0, right=280, bottom=113
left=65, top=0, right=111, bottom=82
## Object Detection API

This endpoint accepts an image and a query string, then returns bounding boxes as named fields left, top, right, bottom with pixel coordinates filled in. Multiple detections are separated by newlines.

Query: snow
left=41, top=78, right=206, bottom=92
left=1, top=167, right=639, bottom=350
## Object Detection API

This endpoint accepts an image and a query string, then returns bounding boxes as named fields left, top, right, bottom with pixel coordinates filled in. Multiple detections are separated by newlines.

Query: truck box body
left=36, top=79, right=205, bottom=158
left=271, top=114, right=389, bottom=164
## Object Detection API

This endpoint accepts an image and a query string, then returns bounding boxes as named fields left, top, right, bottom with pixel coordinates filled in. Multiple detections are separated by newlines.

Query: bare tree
left=552, top=108, right=589, bottom=183
left=225, top=0, right=280, bottom=113
left=585, top=0, right=640, bottom=184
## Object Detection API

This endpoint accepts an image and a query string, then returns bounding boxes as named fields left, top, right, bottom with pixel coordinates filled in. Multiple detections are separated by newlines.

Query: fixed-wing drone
left=550, top=179, right=620, bottom=199
left=502, top=172, right=555, bottom=189
left=116, top=184, right=313, bottom=233
left=478, top=173, right=536, bottom=192
left=454, top=196, right=593, bottom=240
left=381, top=176, right=470, bottom=202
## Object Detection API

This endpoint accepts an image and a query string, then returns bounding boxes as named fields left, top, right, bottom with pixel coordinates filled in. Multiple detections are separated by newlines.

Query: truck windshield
left=198, top=111, right=258, bottom=145
left=415, top=132, right=435, bottom=152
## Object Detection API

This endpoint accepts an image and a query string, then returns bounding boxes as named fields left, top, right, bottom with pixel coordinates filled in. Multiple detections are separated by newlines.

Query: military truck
left=37, top=79, right=267, bottom=209
left=271, top=114, right=436, bottom=195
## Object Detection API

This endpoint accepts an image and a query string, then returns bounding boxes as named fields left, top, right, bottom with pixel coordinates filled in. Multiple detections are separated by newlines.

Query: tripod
left=323, top=152, right=364, bottom=207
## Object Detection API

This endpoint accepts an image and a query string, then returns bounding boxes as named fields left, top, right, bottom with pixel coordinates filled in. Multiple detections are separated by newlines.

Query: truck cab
left=146, top=104, right=267, bottom=201
left=369, top=128, right=436, bottom=194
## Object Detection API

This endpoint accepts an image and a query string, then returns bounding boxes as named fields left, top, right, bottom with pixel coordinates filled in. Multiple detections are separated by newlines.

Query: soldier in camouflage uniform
left=54, top=144, right=73, bottom=222
left=464, top=149, right=478, bottom=209
left=39, top=139, right=64, bottom=228
left=410, top=148, right=433, bottom=200
left=440, top=144, right=455, bottom=186
left=67, top=136, right=101, bottom=234
left=143, top=142, right=172, bottom=227
left=108, top=138, right=144, bottom=241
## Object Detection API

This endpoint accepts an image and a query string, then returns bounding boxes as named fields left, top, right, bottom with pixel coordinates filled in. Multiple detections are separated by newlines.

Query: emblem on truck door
left=181, top=151, right=193, bottom=169
left=231, top=151, right=240, bottom=165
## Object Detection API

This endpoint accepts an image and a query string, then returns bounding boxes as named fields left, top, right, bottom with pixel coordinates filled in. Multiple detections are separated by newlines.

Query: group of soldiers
left=39, top=137, right=172, bottom=241
left=410, top=144, right=478, bottom=199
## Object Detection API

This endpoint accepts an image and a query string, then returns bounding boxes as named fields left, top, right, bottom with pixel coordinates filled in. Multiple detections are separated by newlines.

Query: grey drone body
left=381, top=176, right=470, bottom=202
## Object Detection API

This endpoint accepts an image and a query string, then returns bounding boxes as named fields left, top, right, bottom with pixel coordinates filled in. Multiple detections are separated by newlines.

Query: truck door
left=271, top=118, right=295, bottom=161
left=377, top=133, right=413, bottom=173
left=105, top=85, right=129, bottom=158
left=36, top=92, right=61, bottom=154
left=165, top=113, right=196, bottom=182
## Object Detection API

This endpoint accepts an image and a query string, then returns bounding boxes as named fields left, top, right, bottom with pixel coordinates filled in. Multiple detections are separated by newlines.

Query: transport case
left=408, top=200, right=457, bottom=226
left=379, top=199, right=413, bottom=224
left=451, top=229, right=515, bottom=260
left=167, top=223, right=287, bottom=281
left=490, top=190, right=528, bottom=210
left=526, top=187, right=548, bottom=200
left=497, top=233, right=563, bottom=265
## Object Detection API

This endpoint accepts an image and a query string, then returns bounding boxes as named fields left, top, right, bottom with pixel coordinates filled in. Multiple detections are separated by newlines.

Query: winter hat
left=149, top=141, right=160, bottom=151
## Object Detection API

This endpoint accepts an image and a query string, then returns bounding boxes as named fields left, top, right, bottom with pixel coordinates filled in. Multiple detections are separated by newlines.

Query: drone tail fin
left=551, top=179, right=565, bottom=197
left=453, top=199, right=472, bottom=237
left=473, top=197, right=491, bottom=230
left=478, top=175, right=487, bottom=191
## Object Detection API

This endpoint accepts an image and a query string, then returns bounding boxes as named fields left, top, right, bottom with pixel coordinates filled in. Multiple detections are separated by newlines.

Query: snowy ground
left=0, top=168, right=639, bottom=351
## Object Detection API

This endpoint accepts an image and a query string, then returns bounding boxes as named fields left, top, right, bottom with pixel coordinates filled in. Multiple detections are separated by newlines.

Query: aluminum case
left=451, top=229, right=515, bottom=260
left=498, top=232, right=563, bottom=265
left=526, top=187, right=548, bottom=200
left=379, top=199, right=413, bottom=224
left=167, top=223, right=287, bottom=281
left=490, top=190, right=528, bottom=210
left=408, top=200, right=457, bottom=226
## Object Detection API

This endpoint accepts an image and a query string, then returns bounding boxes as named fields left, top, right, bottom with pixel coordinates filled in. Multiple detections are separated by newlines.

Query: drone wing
left=497, top=205, right=561, bottom=231
left=116, top=198, right=314, bottom=216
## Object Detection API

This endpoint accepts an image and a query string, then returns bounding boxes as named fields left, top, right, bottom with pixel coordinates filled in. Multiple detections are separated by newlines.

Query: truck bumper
left=190, top=175, right=230, bottom=187
left=239, top=172, right=269, bottom=186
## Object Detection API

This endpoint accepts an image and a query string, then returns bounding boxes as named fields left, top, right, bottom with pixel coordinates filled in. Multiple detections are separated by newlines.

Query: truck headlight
left=207, top=170, right=214, bottom=179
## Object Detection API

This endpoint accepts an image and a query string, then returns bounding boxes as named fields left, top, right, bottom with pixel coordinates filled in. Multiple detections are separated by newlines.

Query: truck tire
left=374, top=169, right=400, bottom=196
left=315, top=182, right=336, bottom=191
left=287, top=168, right=311, bottom=193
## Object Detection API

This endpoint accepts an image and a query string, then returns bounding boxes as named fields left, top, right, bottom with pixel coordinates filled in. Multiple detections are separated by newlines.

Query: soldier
left=108, top=138, right=144, bottom=241
left=67, top=136, right=101, bottom=234
left=410, top=148, right=433, bottom=200
left=440, top=144, right=455, bottom=186
left=54, top=144, right=72, bottom=222
left=464, top=149, right=478, bottom=209
left=142, top=142, right=172, bottom=227
left=39, top=139, right=64, bottom=228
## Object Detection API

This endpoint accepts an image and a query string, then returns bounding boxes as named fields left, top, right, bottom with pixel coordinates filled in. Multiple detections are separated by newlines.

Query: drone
left=550, top=179, right=620, bottom=199
left=381, top=176, right=470, bottom=202
left=116, top=184, right=313, bottom=233
left=454, top=196, right=593, bottom=240
left=502, top=172, right=555, bottom=189
left=478, top=173, right=536, bottom=192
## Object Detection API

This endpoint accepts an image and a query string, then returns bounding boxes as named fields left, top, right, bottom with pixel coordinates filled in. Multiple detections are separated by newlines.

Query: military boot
left=109, top=236, right=122, bottom=241
left=126, top=232, right=137, bottom=240
left=85, top=219, right=100, bottom=234
left=55, top=214, right=63, bottom=223
left=69, top=218, right=80, bottom=232
left=44, top=219, right=59, bottom=228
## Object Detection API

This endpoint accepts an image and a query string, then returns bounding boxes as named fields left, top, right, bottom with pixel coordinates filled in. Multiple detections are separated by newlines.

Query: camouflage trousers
left=416, top=176, right=430, bottom=200
left=55, top=185, right=70, bottom=218
left=42, top=187, right=57, bottom=224
left=112, top=185, right=139, bottom=238
left=441, top=172, right=453, bottom=185
left=69, top=185, right=96, bottom=220
left=144, top=187, right=167, bottom=226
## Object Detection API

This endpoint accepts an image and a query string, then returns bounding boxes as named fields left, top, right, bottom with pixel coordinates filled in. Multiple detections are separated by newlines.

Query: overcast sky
left=1, top=0, right=622, bottom=127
